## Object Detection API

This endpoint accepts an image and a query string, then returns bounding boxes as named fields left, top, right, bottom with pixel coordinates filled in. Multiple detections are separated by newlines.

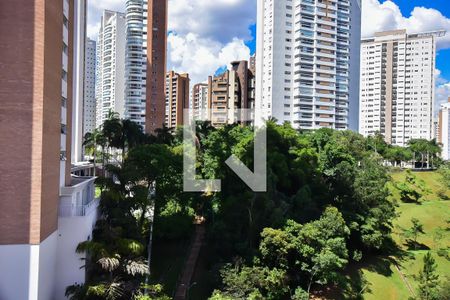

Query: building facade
left=95, top=10, right=126, bottom=128
left=165, top=71, right=190, bottom=128
left=84, top=38, right=97, bottom=135
left=124, top=0, right=167, bottom=133
left=125, top=0, right=147, bottom=128
left=207, top=60, right=255, bottom=127
left=192, top=83, right=209, bottom=120
left=438, top=98, right=450, bottom=160
left=71, top=0, right=87, bottom=164
left=255, top=0, right=361, bottom=130
left=0, top=1, right=98, bottom=299
left=359, top=30, right=444, bottom=146
left=145, top=0, right=168, bottom=133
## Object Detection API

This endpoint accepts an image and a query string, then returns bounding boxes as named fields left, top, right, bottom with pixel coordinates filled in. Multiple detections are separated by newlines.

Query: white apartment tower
left=84, top=38, right=97, bottom=135
left=438, top=99, right=450, bottom=160
left=359, top=30, right=445, bottom=146
left=96, top=10, right=126, bottom=128
left=256, top=0, right=362, bottom=130
left=192, top=83, right=209, bottom=120
left=125, top=0, right=147, bottom=128
left=71, top=0, right=87, bottom=163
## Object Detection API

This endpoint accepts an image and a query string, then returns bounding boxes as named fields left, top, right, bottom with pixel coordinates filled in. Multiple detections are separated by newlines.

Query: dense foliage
left=73, top=117, right=446, bottom=299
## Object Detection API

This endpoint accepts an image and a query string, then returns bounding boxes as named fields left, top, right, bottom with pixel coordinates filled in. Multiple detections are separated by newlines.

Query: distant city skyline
left=86, top=0, right=450, bottom=108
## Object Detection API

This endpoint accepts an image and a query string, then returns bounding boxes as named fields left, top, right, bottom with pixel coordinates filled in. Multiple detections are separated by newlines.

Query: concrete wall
left=0, top=231, right=57, bottom=300
left=55, top=207, right=98, bottom=299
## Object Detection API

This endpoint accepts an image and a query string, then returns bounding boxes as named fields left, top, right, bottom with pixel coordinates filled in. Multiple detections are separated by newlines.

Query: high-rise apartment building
left=125, top=0, right=147, bottom=128
left=124, top=0, right=168, bottom=133
left=71, top=0, right=87, bottom=164
left=359, top=30, right=445, bottom=146
left=256, top=0, right=361, bottom=130
left=207, top=61, right=255, bottom=127
left=0, top=1, right=98, bottom=299
left=84, top=38, right=97, bottom=135
left=145, top=0, right=168, bottom=133
left=438, top=98, right=450, bottom=160
left=192, top=83, right=209, bottom=120
left=96, top=10, right=126, bottom=128
left=165, top=71, right=190, bottom=128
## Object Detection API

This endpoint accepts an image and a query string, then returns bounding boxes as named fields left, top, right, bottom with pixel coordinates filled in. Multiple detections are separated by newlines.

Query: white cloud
left=436, top=82, right=450, bottom=109
left=362, top=0, right=450, bottom=49
left=168, top=33, right=250, bottom=83
left=87, top=0, right=256, bottom=84
left=168, top=0, right=255, bottom=43
left=433, top=68, right=450, bottom=111
left=167, top=0, right=255, bottom=84
left=86, top=0, right=125, bottom=39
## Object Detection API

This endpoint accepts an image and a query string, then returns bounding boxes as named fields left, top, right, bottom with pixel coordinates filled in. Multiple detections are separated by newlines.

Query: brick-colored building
left=165, top=71, right=190, bottom=128
left=207, top=60, right=255, bottom=126
left=145, top=0, right=168, bottom=133
left=0, top=1, right=98, bottom=298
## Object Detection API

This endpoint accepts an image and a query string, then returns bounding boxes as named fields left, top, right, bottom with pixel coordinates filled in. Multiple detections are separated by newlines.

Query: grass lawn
left=389, top=171, right=450, bottom=202
left=360, top=170, right=450, bottom=300
left=361, top=262, right=410, bottom=300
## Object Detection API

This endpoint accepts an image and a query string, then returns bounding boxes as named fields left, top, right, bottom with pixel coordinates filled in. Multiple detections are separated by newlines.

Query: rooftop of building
left=362, top=29, right=446, bottom=43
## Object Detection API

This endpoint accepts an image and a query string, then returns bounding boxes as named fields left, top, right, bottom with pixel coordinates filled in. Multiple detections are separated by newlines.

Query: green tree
left=83, top=128, right=105, bottom=176
left=396, top=170, right=430, bottom=203
left=437, top=276, right=450, bottom=300
left=403, top=218, right=425, bottom=250
left=415, top=252, right=441, bottom=300
left=259, top=207, right=350, bottom=296
left=292, top=288, right=309, bottom=300
left=408, top=139, right=441, bottom=169
left=211, top=264, right=289, bottom=300
left=439, top=163, right=450, bottom=190
left=154, top=124, right=174, bottom=145
left=72, top=132, right=192, bottom=299
left=384, top=145, right=412, bottom=167
left=366, top=132, right=388, bottom=156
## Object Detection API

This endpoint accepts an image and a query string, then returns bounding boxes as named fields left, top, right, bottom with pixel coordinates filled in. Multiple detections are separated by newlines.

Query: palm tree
left=154, top=124, right=174, bottom=145
left=409, top=139, right=442, bottom=170
left=83, top=129, right=104, bottom=176
left=408, top=139, right=428, bottom=169
left=122, top=119, right=145, bottom=155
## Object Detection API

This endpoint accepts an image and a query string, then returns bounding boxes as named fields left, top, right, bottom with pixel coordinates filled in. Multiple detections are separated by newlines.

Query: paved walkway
left=393, top=259, right=415, bottom=297
left=174, top=224, right=206, bottom=300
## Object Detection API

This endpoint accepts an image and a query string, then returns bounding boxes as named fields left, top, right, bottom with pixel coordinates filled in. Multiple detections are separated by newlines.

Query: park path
left=393, top=259, right=415, bottom=297
left=174, top=224, right=206, bottom=300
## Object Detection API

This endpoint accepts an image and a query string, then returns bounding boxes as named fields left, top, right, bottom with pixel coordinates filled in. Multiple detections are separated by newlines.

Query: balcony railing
left=59, top=199, right=99, bottom=217
left=59, top=176, right=99, bottom=217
